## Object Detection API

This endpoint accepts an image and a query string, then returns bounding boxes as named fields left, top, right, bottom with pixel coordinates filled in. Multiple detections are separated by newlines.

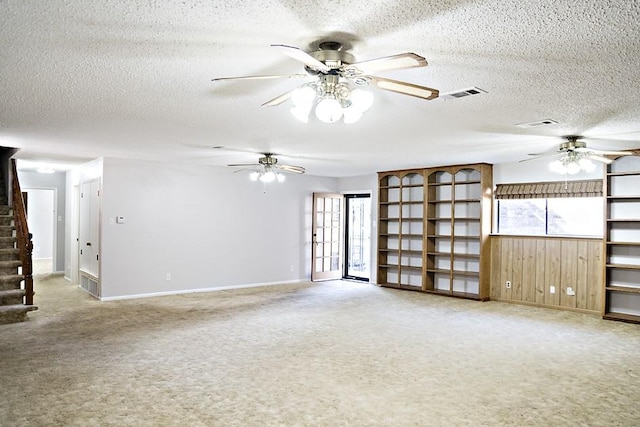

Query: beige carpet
left=1, top=275, right=639, bottom=426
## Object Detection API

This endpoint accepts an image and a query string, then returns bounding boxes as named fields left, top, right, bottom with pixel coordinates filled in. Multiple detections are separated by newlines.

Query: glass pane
left=323, top=257, right=330, bottom=272
left=323, top=243, right=331, bottom=257
left=316, top=198, right=324, bottom=212
left=547, top=197, right=603, bottom=236
left=332, top=198, right=340, bottom=212
left=331, top=256, right=339, bottom=270
left=315, top=227, right=323, bottom=242
left=498, top=199, right=546, bottom=235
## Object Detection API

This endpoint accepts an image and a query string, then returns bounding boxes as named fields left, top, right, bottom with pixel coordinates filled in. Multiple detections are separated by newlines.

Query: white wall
left=25, top=189, right=54, bottom=259
left=98, top=157, right=337, bottom=299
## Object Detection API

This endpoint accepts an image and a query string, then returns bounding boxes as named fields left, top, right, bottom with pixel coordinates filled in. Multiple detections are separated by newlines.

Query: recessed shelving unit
left=377, top=163, right=492, bottom=300
left=603, top=156, right=640, bottom=323
left=377, top=170, right=425, bottom=289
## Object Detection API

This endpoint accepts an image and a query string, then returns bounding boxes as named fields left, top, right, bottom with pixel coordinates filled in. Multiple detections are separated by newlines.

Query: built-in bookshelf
left=604, top=156, right=640, bottom=323
left=378, top=170, right=425, bottom=289
left=377, top=163, right=492, bottom=300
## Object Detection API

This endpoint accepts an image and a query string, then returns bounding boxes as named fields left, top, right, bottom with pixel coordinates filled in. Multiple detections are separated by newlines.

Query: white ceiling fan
left=211, top=41, right=439, bottom=123
left=522, top=136, right=635, bottom=174
left=228, top=152, right=304, bottom=183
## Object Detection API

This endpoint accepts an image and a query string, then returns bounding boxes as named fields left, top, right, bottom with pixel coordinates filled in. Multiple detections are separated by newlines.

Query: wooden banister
left=10, top=159, right=33, bottom=305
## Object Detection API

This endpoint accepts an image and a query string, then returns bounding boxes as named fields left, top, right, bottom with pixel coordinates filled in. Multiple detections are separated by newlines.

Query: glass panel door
left=344, top=194, right=371, bottom=281
left=311, top=193, right=343, bottom=281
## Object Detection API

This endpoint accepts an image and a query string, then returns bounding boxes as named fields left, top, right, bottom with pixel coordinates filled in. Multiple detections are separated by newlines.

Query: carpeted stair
left=0, top=182, right=37, bottom=324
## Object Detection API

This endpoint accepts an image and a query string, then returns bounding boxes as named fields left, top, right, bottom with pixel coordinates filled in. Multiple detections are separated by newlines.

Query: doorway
left=344, top=194, right=371, bottom=281
left=311, top=192, right=372, bottom=283
left=24, top=188, right=56, bottom=275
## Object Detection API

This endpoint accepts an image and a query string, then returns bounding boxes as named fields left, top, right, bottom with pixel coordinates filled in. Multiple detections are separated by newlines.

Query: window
left=498, top=197, right=603, bottom=236
left=495, top=180, right=603, bottom=237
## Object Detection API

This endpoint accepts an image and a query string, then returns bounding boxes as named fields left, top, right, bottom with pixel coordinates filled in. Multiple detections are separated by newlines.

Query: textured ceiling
left=2, top=0, right=640, bottom=176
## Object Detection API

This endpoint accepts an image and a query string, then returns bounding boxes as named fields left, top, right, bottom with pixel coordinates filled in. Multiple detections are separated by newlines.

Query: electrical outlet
left=567, top=287, right=575, bottom=296
left=166, top=273, right=171, bottom=281
left=506, top=281, right=512, bottom=289
left=550, top=285, right=556, bottom=294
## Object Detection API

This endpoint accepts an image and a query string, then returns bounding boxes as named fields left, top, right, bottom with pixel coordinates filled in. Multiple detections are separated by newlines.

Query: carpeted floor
left=1, top=275, right=639, bottom=426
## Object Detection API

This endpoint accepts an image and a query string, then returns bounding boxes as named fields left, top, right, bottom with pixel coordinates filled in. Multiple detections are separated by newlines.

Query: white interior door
left=311, top=192, right=343, bottom=281
left=79, top=179, right=100, bottom=277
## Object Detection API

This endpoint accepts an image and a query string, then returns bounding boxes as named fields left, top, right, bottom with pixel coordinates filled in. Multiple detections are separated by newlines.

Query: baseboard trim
left=99, top=279, right=307, bottom=301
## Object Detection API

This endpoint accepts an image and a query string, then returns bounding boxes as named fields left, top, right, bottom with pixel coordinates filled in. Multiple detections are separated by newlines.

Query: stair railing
left=10, top=159, right=33, bottom=305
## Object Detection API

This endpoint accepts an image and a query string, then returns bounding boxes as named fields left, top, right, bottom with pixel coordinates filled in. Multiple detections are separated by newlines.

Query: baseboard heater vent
left=79, top=272, right=100, bottom=299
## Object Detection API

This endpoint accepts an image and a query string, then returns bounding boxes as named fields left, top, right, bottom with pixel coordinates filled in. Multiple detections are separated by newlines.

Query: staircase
left=0, top=160, right=37, bottom=324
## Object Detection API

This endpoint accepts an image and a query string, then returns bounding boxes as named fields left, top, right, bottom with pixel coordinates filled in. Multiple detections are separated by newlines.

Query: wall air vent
left=515, top=119, right=558, bottom=128
left=440, top=87, right=487, bottom=100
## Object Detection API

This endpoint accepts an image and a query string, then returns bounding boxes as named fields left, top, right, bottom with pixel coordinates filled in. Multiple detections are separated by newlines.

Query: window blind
left=495, top=179, right=602, bottom=199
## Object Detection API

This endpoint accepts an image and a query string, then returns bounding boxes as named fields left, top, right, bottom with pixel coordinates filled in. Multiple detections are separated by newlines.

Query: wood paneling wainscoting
left=490, top=235, right=602, bottom=314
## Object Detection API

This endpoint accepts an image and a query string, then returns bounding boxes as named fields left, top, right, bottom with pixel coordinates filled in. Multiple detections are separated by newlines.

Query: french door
left=311, top=193, right=343, bottom=281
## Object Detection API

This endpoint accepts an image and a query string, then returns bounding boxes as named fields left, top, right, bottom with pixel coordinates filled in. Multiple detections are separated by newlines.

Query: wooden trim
left=10, top=159, right=34, bottom=305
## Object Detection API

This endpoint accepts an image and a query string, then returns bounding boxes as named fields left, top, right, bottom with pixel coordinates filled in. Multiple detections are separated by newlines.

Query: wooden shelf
left=603, top=312, right=640, bottom=324
left=606, top=263, right=640, bottom=270
left=606, top=241, right=640, bottom=246
left=607, top=195, right=640, bottom=200
left=606, top=285, right=640, bottom=294
left=427, top=268, right=479, bottom=277
left=607, top=171, right=640, bottom=177
left=425, top=289, right=486, bottom=300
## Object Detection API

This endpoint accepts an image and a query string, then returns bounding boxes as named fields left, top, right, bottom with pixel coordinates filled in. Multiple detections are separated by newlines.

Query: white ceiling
left=2, top=0, right=640, bottom=177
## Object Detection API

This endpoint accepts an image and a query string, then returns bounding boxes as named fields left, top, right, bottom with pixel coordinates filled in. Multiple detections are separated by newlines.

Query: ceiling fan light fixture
left=259, top=170, right=277, bottom=183
left=249, top=171, right=260, bottom=181
left=291, top=85, right=316, bottom=108
left=350, top=88, right=374, bottom=112
left=290, top=105, right=311, bottom=123
left=343, top=106, right=363, bottom=124
left=565, top=161, right=581, bottom=175
left=276, top=173, right=286, bottom=183
left=578, top=158, right=596, bottom=172
left=315, top=97, right=343, bottom=123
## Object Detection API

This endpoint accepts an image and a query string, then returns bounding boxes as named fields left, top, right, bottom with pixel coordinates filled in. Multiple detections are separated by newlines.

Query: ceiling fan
left=228, top=153, right=305, bottom=183
left=523, top=136, right=634, bottom=174
left=211, top=41, right=439, bottom=123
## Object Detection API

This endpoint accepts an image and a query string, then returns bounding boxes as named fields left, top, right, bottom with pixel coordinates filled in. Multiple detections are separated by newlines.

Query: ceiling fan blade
left=271, top=44, right=331, bottom=73
left=368, top=76, right=439, bottom=100
left=227, top=163, right=260, bottom=167
left=587, top=154, right=614, bottom=164
left=586, top=148, right=633, bottom=156
left=345, top=53, right=427, bottom=75
left=276, top=164, right=305, bottom=174
left=212, top=73, right=308, bottom=82
left=519, top=152, right=562, bottom=162
left=262, top=88, right=297, bottom=107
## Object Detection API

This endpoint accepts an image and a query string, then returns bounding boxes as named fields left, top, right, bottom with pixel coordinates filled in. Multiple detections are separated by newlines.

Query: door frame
left=343, top=193, right=371, bottom=282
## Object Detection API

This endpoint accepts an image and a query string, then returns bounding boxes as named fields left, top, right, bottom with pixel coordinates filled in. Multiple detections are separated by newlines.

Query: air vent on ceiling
left=440, top=87, right=487, bottom=100
left=515, top=119, right=558, bottom=128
